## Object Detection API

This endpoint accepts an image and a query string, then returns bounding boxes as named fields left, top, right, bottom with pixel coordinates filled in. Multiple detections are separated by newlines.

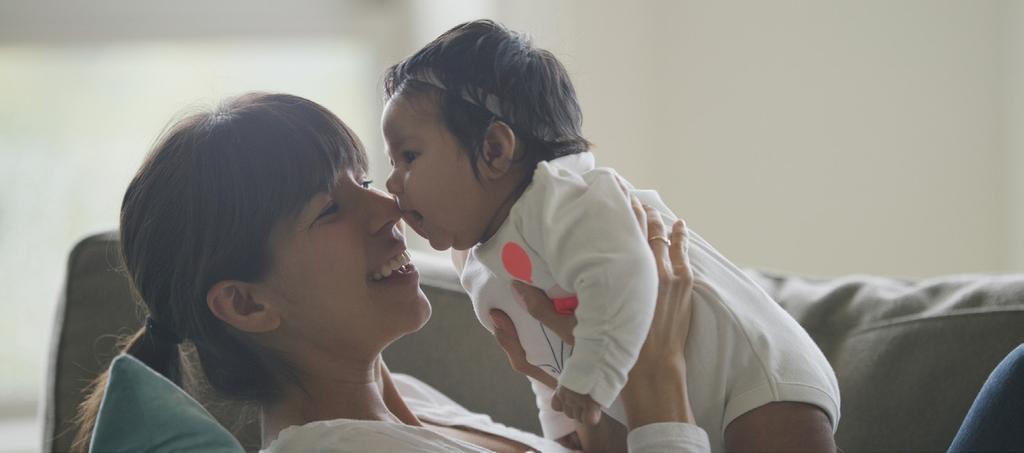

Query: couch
left=43, top=231, right=1024, bottom=452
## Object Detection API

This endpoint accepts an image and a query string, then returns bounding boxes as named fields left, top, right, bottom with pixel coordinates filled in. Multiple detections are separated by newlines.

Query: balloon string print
left=502, top=241, right=576, bottom=374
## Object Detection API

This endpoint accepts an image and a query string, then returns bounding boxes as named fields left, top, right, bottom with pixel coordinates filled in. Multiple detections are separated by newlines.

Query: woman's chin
left=410, top=294, right=432, bottom=331
left=390, top=291, right=432, bottom=339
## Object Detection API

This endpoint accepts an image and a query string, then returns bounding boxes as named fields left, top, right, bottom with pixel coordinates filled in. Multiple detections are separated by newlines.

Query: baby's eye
left=402, top=151, right=417, bottom=163
left=360, top=179, right=374, bottom=189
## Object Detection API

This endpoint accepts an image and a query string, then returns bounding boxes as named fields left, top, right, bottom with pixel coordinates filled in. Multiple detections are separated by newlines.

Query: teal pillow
left=91, top=354, right=245, bottom=452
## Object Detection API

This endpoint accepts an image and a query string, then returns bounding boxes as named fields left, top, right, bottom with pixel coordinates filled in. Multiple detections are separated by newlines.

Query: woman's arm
left=619, top=203, right=695, bottom=430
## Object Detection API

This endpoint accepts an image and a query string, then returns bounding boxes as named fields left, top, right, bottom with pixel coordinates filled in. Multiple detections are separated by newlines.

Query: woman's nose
left=365, top=185, right=402, bottom=234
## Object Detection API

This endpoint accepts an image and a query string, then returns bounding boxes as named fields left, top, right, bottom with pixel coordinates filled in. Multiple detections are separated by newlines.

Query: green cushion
left=91, top=354, right=245, bottom=452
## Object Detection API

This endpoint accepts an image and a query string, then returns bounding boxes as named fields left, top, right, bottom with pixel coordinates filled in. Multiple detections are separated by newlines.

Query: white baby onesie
left=459, top=152, right=841, bottom=447
left=460, top=152, right=656, bottom=437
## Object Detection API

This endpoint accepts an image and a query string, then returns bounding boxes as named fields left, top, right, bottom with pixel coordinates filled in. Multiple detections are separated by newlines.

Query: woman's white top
left=261, top=373, right=710, bottom=452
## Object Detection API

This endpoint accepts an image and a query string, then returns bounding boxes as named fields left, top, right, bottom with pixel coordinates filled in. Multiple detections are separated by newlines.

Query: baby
left=382, top=20, right=840, bottom=446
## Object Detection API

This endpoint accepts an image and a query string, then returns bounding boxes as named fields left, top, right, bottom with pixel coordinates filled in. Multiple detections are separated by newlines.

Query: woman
left=72, top=92, right=707, bottom=452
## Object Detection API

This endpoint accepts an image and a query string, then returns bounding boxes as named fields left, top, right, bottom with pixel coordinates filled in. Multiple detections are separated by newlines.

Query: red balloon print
left=502, top=242, right=533, bottom=284
left=502, top=241, right=577, bottom=315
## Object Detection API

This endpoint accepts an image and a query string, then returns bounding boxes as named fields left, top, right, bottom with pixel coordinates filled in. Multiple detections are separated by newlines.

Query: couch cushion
left=49, top=231, right=1024, bottom=453
left=91, top=354, right=243, bottom=452
left=750, top=271, right=1024, bottom=452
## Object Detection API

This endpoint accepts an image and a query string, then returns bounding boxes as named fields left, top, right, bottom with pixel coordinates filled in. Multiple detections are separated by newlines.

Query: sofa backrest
left=46, top=232, right=1024, bottom=452
left=751, top=272, right=1024, bottom=451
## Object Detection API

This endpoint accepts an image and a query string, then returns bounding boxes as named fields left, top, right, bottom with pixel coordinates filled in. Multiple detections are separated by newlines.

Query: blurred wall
left=495, top=0, right=1018, bottom=278
left=1004, top=0, right=1024, bottom=271
left=3, top=0, right=1019, bottom=279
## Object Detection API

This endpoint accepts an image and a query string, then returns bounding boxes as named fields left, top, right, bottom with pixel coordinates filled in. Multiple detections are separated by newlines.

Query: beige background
left=4, top=0, right=1017, bottom=280
left=490, top=0, right=1024, bottom=279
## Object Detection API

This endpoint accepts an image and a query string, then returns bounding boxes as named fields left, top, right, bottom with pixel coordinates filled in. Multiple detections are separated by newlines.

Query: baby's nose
left=385, top=169, right=402, bottom=195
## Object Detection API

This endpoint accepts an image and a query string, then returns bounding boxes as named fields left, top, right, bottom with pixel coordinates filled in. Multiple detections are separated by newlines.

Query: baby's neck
left=478, top=166, right=532, bottom=244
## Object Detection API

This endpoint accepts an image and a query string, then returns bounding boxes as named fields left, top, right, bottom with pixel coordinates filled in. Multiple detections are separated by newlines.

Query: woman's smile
left=366, top=246, right=422, bottom=298
left=369, top=250, right=415, bottom=281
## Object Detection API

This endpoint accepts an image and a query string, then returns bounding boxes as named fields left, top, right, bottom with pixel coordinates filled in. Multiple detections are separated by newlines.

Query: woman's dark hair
left=71, top=92, right=368, bottom=452
left=383, top=19, right=590, bottom=178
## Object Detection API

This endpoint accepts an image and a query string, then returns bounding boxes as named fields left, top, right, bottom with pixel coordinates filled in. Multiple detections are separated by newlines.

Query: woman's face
left=258, top=169, right=430, bottom=359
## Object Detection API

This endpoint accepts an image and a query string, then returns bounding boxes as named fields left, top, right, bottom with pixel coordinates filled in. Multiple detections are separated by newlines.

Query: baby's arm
left=519, top=166, right=659, bottom=421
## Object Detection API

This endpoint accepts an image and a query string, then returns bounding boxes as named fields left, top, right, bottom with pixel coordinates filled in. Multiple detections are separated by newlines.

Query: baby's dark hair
left=383, top=19, right=590, bottom=177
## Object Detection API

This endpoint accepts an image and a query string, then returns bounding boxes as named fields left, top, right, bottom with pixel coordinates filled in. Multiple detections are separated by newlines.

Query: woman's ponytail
left=70, top=324, right=183, bottom=453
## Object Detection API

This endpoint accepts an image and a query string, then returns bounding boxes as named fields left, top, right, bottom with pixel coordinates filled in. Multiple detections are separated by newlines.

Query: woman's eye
left=316, top=203, right=339, bottom=220
left=402, top=151, right=417, bottom=163
left=360, top=179, right=374, bottom=189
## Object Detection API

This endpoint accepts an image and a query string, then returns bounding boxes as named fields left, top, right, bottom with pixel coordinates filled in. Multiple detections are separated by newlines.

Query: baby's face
left=382, top=93, right=493, bottom=251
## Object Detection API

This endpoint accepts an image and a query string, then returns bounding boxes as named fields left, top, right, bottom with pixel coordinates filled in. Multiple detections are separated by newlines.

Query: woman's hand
left=490, top=307, right=559, bottom=389
left=620, top=202, right=696, bottom=429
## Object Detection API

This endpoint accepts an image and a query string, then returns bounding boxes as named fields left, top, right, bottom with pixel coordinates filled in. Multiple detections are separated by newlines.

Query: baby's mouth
left=402, top=210, right=428, bottom=238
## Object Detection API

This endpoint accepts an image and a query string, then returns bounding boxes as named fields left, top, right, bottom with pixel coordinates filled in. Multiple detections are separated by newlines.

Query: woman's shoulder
left=389, top=373, right=471, bottom=415
left=390, top=375, right=575, bottom=453
left=262, top=419, right=410, bottom=452
left=262, top=415, right=486, bottom=453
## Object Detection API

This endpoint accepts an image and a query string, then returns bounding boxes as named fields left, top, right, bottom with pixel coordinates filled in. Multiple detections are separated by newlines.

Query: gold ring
left=648, top=236, right=670, bottom=246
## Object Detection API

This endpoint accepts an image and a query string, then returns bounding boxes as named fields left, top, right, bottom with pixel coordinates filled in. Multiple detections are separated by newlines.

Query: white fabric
left=262, top=374, right=565, bottom=453
left=462, top=152, right=657, bottom=437
left=459, top=152, right=841, bottom=450
left=628, top=423, right=710, bottom=453
left=262, top=373, right=709, bottom=452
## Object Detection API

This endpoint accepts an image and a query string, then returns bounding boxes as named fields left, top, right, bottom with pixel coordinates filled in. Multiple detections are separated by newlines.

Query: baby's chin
left=427, top=235, right=455, bottom=251
left=430, top=235, right=480, bottom=252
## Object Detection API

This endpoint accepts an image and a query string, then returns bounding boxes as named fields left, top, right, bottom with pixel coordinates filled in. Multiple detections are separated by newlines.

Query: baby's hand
left=552, top=385, right=602, bottom=425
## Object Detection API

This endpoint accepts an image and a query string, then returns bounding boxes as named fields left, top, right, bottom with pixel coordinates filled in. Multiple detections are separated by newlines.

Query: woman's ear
left=207, top=280, right=281, bottom=333
left=478, top=121, right=518, bottom=180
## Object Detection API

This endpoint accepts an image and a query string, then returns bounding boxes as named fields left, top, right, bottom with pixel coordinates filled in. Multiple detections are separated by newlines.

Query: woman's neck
left=259, top=355, right=417, bottom=447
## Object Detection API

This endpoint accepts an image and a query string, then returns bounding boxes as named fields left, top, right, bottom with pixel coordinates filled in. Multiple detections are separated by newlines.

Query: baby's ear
left=478, top=120, right=518, bottom=180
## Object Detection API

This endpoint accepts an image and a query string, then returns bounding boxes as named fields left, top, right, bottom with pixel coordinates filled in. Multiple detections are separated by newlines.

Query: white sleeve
left=627, top=423, right=711, bottom=453
left=528, top=377, right=577, bottom=439
left=518, top=165, right=658, bottom=408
